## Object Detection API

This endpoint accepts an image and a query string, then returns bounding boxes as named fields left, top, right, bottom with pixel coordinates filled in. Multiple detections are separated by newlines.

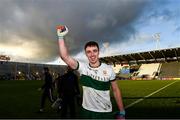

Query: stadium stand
left=116, top=65, right=131, bottom=79
left=112, top=64, right=122, bottom=73
left=135, top=63, right=160, bottom=79
left=0, top=62, right=14, bottom=80
left=159, top=61, right=180, bottom=79
left=100, top=47, right=180, bottom=64
left=100, top=47, right=180, bottom=80
left=1, top=47, right=179, bottom=80
left=113, top=64, right=140, bottom=79
left=0, top=61, right=67, bottom=80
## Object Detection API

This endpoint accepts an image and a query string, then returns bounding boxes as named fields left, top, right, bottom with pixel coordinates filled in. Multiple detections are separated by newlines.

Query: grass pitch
left=0, top=80, right=180, bottom=119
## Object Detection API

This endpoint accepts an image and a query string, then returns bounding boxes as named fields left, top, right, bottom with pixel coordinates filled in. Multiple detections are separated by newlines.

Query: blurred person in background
left=58, top=66, right=80, bottom=118
left=38, top=67, right=54, bottom=112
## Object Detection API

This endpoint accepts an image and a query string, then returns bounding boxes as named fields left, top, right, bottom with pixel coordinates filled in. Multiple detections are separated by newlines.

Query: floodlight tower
left=153, top=33, right=161, bottom=50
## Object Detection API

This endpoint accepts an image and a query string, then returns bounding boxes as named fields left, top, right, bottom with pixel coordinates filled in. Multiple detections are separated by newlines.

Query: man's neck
left=89, top=61, right=101, bottom=68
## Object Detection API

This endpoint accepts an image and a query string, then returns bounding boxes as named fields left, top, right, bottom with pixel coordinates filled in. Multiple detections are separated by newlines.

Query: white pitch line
left=125, top=80, right=178, bottom=109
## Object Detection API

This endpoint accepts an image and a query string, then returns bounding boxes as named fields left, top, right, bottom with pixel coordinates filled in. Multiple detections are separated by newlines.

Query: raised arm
left=56, top=26, right=78, bottom=69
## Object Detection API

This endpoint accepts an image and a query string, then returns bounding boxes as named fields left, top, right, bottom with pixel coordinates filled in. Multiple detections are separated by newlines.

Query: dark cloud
left=0, top=0, right=150, bottom=63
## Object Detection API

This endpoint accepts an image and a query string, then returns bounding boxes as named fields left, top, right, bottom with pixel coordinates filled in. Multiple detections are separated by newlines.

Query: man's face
left=85, top=46, right=99, bottom=65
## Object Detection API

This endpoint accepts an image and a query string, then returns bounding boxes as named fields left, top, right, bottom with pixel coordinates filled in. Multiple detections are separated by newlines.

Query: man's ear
left=85, top=51, right=88, bottom=57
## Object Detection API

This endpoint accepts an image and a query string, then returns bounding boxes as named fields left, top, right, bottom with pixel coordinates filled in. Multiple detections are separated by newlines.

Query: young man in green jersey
left=56, top=26, right=125, bottom=119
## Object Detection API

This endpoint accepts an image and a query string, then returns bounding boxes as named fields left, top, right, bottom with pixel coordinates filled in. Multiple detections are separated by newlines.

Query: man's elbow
left=60, top=56, right=70, bottom=64
left=60, top=53, right=68, bottom=61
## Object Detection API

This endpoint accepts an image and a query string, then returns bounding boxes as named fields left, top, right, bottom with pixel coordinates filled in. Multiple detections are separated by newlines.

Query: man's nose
left=90, top=52, right=95, bottom=56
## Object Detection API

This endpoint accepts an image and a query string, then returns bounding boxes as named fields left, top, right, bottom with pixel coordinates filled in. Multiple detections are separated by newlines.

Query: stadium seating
left=1, top=60, right=179, bottom=80
left=0, top=61, right=67, bottom=80
left=135, top=63, right=161, bottom=79
left=112, top=64, right=123, bottom=73
left=159, top=61, right=180, bottom=79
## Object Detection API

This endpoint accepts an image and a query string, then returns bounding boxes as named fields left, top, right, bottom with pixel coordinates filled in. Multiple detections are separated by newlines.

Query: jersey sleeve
left=77, top=61, right=86, bottom=75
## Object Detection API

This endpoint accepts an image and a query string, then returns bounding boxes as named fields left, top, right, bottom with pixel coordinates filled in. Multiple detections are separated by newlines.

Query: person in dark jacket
left=38, top=67, right=54, bottom=112
left=58, top=66, right=80, bottom=118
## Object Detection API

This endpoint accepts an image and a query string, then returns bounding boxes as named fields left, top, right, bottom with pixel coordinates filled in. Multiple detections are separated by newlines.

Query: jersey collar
left=89, top=61, right=101, bottom=68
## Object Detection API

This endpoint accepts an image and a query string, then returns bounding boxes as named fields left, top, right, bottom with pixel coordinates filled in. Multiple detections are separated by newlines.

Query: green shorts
left=79, top=107, right=114, bottom=119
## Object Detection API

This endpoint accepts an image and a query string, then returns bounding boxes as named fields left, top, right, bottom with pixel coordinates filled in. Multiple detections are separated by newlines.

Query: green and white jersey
left=77, top=61, right=116, bottom=112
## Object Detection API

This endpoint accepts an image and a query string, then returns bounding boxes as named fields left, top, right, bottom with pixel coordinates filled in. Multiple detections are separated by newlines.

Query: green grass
left=115, top=80, right=180, bottom=119
left=0, top=80, right=60, bottom=118
left=0, top=80, right=180, bottom=119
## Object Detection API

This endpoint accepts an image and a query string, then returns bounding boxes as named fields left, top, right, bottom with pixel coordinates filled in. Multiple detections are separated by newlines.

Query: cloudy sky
left=0, top=0, right=179, bottom=64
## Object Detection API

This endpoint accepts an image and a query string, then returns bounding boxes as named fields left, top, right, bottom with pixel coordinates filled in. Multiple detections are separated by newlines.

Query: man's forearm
left=58, top=39, right=69, bottom=61
left=58, top=38, right=78, bottom=69
left=111, top=81, right=125, bottom=111
left=114, top=88, right=125, bottom=111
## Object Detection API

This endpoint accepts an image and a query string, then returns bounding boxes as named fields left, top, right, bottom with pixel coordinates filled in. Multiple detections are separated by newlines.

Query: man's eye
left=86, top=51, right=91, bottom=54
left=93, top=50, right=98, bottom=52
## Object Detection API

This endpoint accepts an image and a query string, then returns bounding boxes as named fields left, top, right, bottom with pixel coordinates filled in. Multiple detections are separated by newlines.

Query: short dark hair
left=84, top=41, right=99, bottom=50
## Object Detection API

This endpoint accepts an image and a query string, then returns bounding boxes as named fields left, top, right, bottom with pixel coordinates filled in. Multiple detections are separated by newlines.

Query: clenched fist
left=56, top=25, right=68, bottom=39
